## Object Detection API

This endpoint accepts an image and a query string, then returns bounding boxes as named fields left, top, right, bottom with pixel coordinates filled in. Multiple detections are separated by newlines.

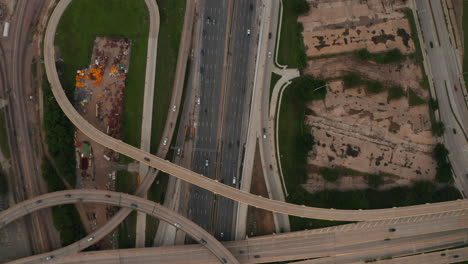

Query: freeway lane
left=0, top=190, right=238, bottom=264
left=44, top=0, right=468, bottom=221
left=5, top=202, right=468, bottom=264
left=213, top=0, right=258, bottom=241
left=413, top=0, right=468, bottom=195
left=188, top=0, right=229, bottom=234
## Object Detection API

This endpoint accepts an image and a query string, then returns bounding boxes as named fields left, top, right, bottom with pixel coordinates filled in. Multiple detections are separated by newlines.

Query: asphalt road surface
left=4, top=196, right=467, bottom=264
left=213, top=0, right=258, bottom=241
left=188, top=0, right=258, bottom=241
left=44, top=0, right=468, bottom=222
left=188, top=0, right=229, bottom=234
left=0, top=190, right=238, bottom=264
left=414, top=0, right=468, bottom=196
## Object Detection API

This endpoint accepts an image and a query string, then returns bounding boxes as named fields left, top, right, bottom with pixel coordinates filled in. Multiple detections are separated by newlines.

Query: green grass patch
left=0, top=169, right=8, bottom=195
left=42, top=159, right=85, bottom=246
left=278, top=75, right=326, bottom=191
left=52, top=204, right=86, bottom=246
left=387, top=86, right=406, bottom=102
left=116, top=170, right=137, bottom=194
left=404, top=9, right=430, bottom=90
left=287, top=180, right=461, bottom=231
left=367, top=174, right=384, bottom=189
left=145, top=172, right=169, bottom=246
left=55, top=0, right=150, bottom=148
left=118, top=211, right=137, bottom=249
left=355, top=49, right=405, bottom=64
left=270, top=72, right=281, bottom=103
left=277, top=0, right=308, bottom=68
left=43, top=69, right=77, bottom=185
left=321, top=167, right=339, bottom=182
left=116, top=170, right=137, bottom=248
left=149, top=0, right=186, bottom=154
left=408, top=88, right=426, bottom=106
left=0, top=109, right=10, bottom=159
left=342, top=72, right=385, bottom=94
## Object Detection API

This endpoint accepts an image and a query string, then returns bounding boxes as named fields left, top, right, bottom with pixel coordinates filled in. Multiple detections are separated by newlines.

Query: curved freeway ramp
left=44, top=0, right=468, bottom=222
left=0, top=190, right=239, bottom=264
left=40, top=0, right=165, bottom=258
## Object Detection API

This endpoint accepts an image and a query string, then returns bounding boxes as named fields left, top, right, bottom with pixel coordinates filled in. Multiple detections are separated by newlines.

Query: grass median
left=277, top=0, right=308, bottom=68
left=55, top=0, right=150, bottom=148
left=278, top=75, right=326, bottom=191
left=116, top=170, right=138, bottom=248
left=149, top=0, right=186, bottom=154
left=287, top=181, right=461, bottom=231
left=0, top=109, right=10, bottom=159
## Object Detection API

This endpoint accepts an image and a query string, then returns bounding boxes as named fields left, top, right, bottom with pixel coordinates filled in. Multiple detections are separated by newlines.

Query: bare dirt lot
left=246, top=142, right=275, bottom=237
left=73, top=37, right=132, bottom=246
left=302, top=80, right=436, bottom=193
left=299, top=0, right=413, bottom=57
left=304, top=55, right=429, bottom=100
left=294, top=0, right=437, bottom=192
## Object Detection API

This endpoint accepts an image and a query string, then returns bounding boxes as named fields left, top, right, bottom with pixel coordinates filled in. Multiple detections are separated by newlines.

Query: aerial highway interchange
left=0, top=0, right=467, bottom=263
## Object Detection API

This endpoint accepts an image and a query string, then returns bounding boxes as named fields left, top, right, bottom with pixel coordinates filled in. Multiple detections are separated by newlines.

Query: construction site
left=297, top=0, right=437, bottom=192
left=73, top=37, right=132, bottom=247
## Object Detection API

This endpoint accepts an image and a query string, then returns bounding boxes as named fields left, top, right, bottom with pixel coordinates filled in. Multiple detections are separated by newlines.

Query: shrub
left=367, top=174, right=384, bottom=189
left=432, top=121, right=445, bottom=137
left=366, top=81, right=385, bottom=94
left=321, top=167, right=340, bottom=182
left=294, top=0, right=310, bottom=15
left=290, top=75, right=328, bottom=102
left=343, top=72, right=363, bottom=88
left=408, top=88, right=426, bottom=106
left=433, top=143, right=453, bottom=183
left=355, top=49, right=405, bottom=64
left=387, top=86, right=406, bottom=102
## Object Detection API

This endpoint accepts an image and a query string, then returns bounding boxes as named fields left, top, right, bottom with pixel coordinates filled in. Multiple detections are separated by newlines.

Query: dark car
left=453, top=128, right=457, bottom=134
left=268, top=32, right=272, bottom=39
left=144, top=157, right=150, bottom=162
left=65, top=194, right=71, bottom=198
left=388, top=228, right=396, bottom=232
left=430, top=41, right=434, bottom=48
left=130, top=203, right=138, bottom=209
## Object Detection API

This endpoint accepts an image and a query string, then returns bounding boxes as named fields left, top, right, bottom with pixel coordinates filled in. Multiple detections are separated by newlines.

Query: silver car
left=163, top=137, right=168, bottom=146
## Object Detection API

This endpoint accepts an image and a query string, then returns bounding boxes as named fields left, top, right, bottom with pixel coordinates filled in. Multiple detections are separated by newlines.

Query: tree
left=432, top=121, right=445, bottom=137
left=294, top=0, right=310, bottom=15
left=321, top=167, right=340, bottom=182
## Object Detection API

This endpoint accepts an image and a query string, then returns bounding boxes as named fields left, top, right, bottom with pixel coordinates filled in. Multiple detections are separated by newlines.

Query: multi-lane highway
left=188, top=0, right=258, bottom=241
left=188, top=0, right=230, bottom=234
left=0, top=190, right=238, bottom=264
left=213, top=0, right=258, bottom=240
left=1, top=0, right=59, bottom=253
left=43, top=0, right=468, bottom=222
left=413, top=0, right=468, bottom=196
left=3, top=193, right=467, bottom=264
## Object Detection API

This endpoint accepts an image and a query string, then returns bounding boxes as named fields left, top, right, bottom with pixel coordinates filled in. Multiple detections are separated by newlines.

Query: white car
left=87, top=236, right=94, bottom=242
left=268, top=51, right=272, bottom=58
left=247, top=29, right=251, bottom=35
left=174, top=223, right=181, bottom=228
left=197, top=97, right=201, bottom=105
left=163, top=137, right=168, bottom=146
left=232, top=177, right=236, bottom=185
left=172, top=105, right=177, bottom=112
left=177, top=148, right=181, bottom=156
left=205, top=159, right=209, bottom=167
left=45, top=256, right=54, bottom=261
